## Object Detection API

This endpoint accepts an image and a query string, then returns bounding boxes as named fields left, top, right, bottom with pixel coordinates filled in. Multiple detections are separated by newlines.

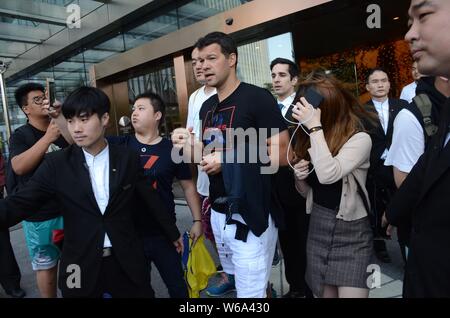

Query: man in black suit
left=0, top=229, right=25, bottom=298
left=364, top=68, right=408, bottom=263
left=0, top=152, right=25, bottom=298
left=0, top=87, right=183, bottom=298
left=270, top=58, right=311, bottom=298
left=385, top=0, right=450, bottom=297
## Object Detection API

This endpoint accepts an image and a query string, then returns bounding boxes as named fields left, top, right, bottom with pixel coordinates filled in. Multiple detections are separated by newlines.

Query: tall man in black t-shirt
left=9, top=83, right=68, bottom=297
left=172, top=32, right=290, bottom=298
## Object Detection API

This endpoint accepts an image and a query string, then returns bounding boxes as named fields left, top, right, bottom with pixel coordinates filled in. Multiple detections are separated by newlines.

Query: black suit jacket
left=364, top=98, right=408, bottom=189
left=0, top=229, right=21, bottom=290
left=0, top=144, right=180, bottom=297
left=387, top=100, right=450, bottom=297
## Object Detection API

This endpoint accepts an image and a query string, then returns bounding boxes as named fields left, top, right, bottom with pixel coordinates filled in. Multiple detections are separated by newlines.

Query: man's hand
left=43, top=120, right=61, bottom=144
left=386, top=225, right=394, bottom=237
left=172, top=127, right=194, bottom=149
left=189, top=222, right=203, bottom=245
left=293, top=159, right=310, bottom=181
left=200, top=152, right=222, bottom=175
left=43, top=98, right=63, bottom=119
left=173, top=235, right=184, bottom=254
left=381, top=212, right=394, bottom=237
left=382, top=212, right=389, bottom=228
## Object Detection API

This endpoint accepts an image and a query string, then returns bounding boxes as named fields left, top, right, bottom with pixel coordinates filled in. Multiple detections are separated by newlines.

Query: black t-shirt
left=9, top=123, right=68, bottom=222
left=107, top=135, right=191, bottom=236
left=199, top=82, right=287, bottom=213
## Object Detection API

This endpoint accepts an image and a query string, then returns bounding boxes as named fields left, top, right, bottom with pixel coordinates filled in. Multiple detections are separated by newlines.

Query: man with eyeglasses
left=7, top=83, right=69, bottom=297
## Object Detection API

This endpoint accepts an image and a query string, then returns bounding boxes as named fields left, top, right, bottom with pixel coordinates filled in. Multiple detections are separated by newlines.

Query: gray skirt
left=306, top=203, right=373, bottom=297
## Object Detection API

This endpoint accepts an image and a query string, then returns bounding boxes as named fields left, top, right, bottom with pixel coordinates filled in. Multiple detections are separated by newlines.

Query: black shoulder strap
left=405, top=98, right=436, bottom=150
left=412, top=94, right=438, bottom=137
left=353, top=175, right=378, bottom=232
left=354, top=175, right=371, bottom=216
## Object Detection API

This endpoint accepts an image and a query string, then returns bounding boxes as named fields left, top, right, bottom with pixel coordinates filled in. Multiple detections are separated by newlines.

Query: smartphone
left=46, top=78, right=56, bottom=111
left=303, top=87, right=324, bottom=109
left=284, top=87, right=324, bottom=123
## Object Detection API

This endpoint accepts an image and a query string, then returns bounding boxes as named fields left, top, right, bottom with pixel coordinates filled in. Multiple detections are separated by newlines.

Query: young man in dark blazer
left=364, top=68, right=408, bottom=263
left=0, top=87, right=183, bottom=298
left=386, top=0, right=450, bottom=298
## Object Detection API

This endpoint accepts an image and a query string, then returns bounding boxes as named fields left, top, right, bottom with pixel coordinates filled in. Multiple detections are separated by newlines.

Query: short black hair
left=195, top=32, right=238, bottom=62
left=366, top=67, right=389, bottom=83
left=62, top=86, right=110, bottom=119
left=14, top=83, right=45, bottom=108
left=270, top=58, right=299, bottom=79
left=134, top=91, right=166, bottom=129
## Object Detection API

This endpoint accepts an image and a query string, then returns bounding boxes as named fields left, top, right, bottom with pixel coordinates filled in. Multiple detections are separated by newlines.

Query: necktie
left=278, top=103, right=284, bottom=111
left=378, top=102, right=387, bottom=134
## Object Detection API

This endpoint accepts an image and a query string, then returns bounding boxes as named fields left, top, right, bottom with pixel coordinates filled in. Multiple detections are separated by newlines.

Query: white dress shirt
left=278, top=92, right=296, bottom=118
left=400, top=81, right=417, bottom=103
left=83, top=143, right=112, bottom=248
left=372, top=98, right=390, bottom=160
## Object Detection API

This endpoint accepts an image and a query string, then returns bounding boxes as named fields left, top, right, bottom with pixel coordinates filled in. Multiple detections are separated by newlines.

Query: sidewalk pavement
left=0, top=205, right=403, bottom=298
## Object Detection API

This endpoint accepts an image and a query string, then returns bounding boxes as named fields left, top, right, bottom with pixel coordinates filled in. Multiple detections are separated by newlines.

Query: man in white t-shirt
left=185, top=47, right=221, bottom=274
left=186, top=48, right=217, bottom=199
left=386, top=76, right=450, bottom=186
left=400, top=61, right=422, bottom=103
left=385, top=0, right=450, bottom=297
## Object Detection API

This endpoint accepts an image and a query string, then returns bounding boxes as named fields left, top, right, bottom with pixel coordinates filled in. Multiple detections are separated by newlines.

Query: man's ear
left=228, top=53, right=237, bottom=68
left=292, top=76, right=298, bottom=86
left=101, top=112, right=110, bottom=127
left=155, top=111, right=162, bottom=121
left=21, top=105, right=30, bottom=115
left=365, top=84, right=370, bottom=92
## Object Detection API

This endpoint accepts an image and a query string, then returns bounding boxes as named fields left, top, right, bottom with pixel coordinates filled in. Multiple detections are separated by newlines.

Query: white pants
left=210, top=209, right=278, bottom=298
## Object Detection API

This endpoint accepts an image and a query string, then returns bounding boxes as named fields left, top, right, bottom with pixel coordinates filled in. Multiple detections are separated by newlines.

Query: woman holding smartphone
left=292, top=71, right=377, bottom=298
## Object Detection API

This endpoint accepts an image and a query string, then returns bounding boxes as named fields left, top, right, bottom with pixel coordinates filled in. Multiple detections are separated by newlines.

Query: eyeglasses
left=31, top=95, right=46, bottom=105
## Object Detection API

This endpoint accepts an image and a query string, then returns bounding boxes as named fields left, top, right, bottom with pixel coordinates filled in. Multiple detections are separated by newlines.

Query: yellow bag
left=184, top=235, right=216, bottom=298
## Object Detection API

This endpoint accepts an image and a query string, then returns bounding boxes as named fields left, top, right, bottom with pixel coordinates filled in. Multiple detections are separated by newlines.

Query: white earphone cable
left=284, top=103, right=319, bottom=177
